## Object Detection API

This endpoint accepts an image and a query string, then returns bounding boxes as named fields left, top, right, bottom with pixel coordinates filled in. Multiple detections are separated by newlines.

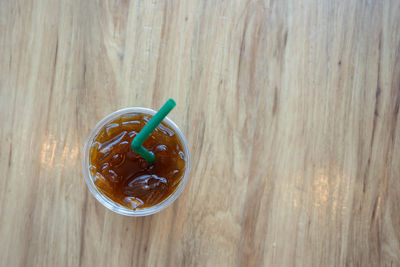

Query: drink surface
left=89, top=113, right=186, bottom=210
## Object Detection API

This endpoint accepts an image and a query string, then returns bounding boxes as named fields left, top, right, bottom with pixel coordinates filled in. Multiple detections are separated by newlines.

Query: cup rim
left=82, top=107, right=191, bottom=216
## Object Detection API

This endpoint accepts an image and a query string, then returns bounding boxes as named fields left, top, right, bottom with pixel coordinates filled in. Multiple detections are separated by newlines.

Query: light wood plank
left=0, top=0, right=399, bottom=266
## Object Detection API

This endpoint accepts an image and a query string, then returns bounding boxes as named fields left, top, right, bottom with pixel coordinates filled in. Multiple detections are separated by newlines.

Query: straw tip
left=167, top=98, right=176, bottom=107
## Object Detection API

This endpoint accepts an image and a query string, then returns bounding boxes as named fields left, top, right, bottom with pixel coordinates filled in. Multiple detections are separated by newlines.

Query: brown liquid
left=89, top=113, right=186, bottom=210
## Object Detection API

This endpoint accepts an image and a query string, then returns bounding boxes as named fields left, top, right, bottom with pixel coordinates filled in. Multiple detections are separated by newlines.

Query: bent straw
left=131, top=99, right=176, bottom=163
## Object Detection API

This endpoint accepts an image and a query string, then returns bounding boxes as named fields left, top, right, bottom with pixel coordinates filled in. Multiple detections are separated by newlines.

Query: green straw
left=131, top=99, right=176, bottom=163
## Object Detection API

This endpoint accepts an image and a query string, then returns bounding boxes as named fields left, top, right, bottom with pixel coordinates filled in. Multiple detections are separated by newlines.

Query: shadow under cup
left=82, top=107, right=191, bottom=216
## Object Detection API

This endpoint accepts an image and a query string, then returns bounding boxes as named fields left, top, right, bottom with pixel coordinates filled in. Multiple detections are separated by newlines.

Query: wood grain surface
left=1, top=0, right=400, bottom=266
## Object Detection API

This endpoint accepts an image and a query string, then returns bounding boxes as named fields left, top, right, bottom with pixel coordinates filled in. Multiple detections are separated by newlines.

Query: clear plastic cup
left=82, top=107, right=191, bottom=216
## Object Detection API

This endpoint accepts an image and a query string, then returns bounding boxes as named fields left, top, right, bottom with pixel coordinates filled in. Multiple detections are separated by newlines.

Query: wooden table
left=1, top=0, right=400, bottom=266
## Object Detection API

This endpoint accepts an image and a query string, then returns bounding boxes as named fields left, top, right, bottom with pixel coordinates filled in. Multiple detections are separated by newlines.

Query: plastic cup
left=82, top=107, right=191, bottom=216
